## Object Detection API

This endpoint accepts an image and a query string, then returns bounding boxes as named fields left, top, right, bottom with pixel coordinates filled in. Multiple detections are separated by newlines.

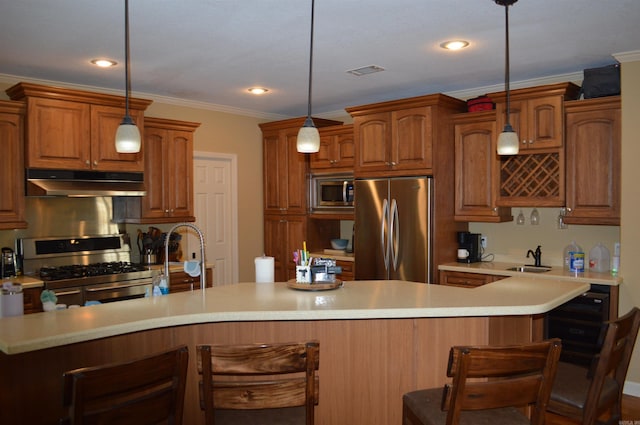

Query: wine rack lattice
left=500, top=153, right=560, bottom=198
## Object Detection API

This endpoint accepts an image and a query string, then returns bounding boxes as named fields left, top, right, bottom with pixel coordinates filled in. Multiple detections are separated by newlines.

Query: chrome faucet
left=526, top=245, right=542, bottom=267
left=164, top=223, right=207, bottom=290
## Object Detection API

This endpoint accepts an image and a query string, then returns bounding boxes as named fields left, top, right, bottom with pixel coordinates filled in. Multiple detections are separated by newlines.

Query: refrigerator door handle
left=381, top=198, right=390, bottom=270
left=390, top=198, right=399, bottom=270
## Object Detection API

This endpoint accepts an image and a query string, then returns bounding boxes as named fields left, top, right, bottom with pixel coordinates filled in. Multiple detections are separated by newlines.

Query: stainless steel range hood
left=26, top=169, right=146, bottom=197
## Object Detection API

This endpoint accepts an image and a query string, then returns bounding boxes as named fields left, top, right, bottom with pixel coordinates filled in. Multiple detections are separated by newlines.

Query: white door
left=191, top=152, right=238, bottom=285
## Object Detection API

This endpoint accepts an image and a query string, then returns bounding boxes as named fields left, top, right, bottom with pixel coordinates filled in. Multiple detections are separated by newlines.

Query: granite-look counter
left=0, top=278, right=589, bottom=355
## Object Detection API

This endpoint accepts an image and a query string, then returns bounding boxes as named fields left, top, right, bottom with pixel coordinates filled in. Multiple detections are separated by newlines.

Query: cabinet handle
left=93, top=160, right=98, bottom=166
left=528, top=140, right=533, bottom=144
left=493, top=207, right=498, bottom=212
left=390, top=161, right=397, bottom=166
left=566, top=207, right=572, bottom=213
left=85, top=159, right=91, bottom=165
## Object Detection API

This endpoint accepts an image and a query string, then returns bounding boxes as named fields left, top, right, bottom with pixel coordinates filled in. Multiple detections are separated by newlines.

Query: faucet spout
left=526, top=245, right=542, bottom=267
left=164, top=223, right=207, bottom=290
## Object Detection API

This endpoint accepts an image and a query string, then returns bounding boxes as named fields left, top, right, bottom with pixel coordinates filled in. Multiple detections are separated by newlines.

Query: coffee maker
left=456, top=232, right=482, bottom=263
left=1, top=247, right=16, bottom=278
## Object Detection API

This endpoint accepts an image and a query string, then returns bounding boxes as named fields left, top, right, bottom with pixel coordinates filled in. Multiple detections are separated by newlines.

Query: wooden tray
left=286, top=280, right=343, bottom=291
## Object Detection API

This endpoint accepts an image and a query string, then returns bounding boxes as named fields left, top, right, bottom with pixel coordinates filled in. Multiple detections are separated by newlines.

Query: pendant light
left=297, top=0, right=321, bottom=153
left=115, top=0, right=141, bottom=153
left=495, top=0, right=519, bottom=155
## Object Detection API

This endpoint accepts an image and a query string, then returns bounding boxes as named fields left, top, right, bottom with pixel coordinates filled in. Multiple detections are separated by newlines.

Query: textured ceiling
left=1, top=0, right=639, bottom=119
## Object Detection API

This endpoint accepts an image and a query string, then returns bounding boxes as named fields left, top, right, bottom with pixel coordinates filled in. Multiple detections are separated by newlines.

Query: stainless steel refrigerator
left=354, top=177, right=433, bottom=283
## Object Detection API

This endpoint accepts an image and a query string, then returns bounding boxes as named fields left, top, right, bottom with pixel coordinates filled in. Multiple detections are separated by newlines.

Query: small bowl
left=330, top=239, right=349, bottom=250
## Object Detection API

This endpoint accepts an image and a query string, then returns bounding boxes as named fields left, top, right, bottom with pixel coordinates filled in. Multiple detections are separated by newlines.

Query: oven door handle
left=85, top=281, right=152, bottom=292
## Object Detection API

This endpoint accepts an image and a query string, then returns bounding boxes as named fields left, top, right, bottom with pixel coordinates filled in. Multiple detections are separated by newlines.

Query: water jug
left=589, top=242, right=610, bottom=273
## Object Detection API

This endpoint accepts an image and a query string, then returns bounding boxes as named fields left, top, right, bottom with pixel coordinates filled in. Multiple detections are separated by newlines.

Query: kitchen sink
left=506, top=266, right=552, bottom=273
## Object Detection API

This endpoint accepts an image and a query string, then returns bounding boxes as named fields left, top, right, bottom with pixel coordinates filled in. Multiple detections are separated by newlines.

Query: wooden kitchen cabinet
left=453, top=111, right=512, bottom=222
left=22, top=287, right=43, bottom=314
left=264, top=214, right=307, bottom=282
left=309, top=124, right=354, bottom=171
left=346, top=94, right=466, bottom=177
left=492, top=82, right=580, bottom=151
left=0, top=101, right=27, bottom=230
left=564, top=96, right=621, bottom=225
left=260, top=117, right=341, bottom=282
left=439, top=270, right=505, bottom=288
left=169, top=268, right=213, bottom=293
left=351, top=106, right=433, bottom=175
left=113, top=117, right=200, bottom=223
left=261, top=117, right=342, bottom=215
left=6, top=82, right=151, bottom=172
left=489, top=82, right=580, bottom=207
left=336, top=260, right=354, bottom=281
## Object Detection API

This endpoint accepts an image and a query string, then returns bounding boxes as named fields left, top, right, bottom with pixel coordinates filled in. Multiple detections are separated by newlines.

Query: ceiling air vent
left=346, top=65, right=385, bottom=76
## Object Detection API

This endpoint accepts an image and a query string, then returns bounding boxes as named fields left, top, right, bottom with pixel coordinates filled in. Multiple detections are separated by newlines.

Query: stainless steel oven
left=20, top=235, right=156, bottom=307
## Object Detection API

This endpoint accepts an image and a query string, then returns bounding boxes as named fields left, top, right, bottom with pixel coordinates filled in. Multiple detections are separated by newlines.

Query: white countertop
left=439, top=261, right=622, bottom=285
left=0, top=277, right=589, bottom=355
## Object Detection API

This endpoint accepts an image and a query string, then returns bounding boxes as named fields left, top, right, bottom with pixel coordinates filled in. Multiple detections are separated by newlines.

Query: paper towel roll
left=254, top=256, right=275, bottom=283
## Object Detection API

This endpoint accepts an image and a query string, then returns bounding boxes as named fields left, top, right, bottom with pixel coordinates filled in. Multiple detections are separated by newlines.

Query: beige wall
left=620, top=60, right=640, bottom=388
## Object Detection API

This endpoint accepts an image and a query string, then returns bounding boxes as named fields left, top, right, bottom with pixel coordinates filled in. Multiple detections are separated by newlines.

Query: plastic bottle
left=563, top=241, right=583, bottom=271
left=612, top=242, right=620, bottom=276
left=589, top=242, right=610, bottom=273
left=152, top=273, right=168, bottom=296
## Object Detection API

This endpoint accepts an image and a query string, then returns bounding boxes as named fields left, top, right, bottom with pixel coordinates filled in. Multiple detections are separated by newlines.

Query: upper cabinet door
left=90, top=105, right=144, bottom=172
left=453, top=113, right=512, bottom=222
left=564, top=97, right=621, bottom=225
left=26, top=97, right=91, bottom=169
left=310, top=124, right=354, bottom=171
left=0, top=102, right=27, bottom=229
left=391, top=106, right=432, bottom=170
left=354, top=112, right=390, bottom=173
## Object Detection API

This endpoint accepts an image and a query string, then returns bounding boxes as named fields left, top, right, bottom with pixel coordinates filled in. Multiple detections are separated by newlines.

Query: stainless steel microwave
left=310, top=174, right=354, bottom=211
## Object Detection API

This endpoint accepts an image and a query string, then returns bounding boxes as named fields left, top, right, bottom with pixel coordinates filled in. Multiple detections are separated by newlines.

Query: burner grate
left=40, top=262, right=147, bottom=281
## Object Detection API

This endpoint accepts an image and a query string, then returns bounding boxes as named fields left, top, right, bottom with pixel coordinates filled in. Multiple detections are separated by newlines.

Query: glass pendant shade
left=297, top=117, right=320, bottom=153
left=496, top=123, right=519, bottom=155
left=115, top=116, right=141, bottom=153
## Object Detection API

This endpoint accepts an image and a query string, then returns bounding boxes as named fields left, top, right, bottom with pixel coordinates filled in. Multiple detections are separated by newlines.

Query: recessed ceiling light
left=91, top=59, right=117, bottom=68
left=346, top=65, right=385, bottom=77
left=440, top=40, right=469, bottom=51
left=248, top=87, right=269, bottom=95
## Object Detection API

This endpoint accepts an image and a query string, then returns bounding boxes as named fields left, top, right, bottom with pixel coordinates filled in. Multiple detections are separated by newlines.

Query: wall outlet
left=481, top=236, right=487, bottom=249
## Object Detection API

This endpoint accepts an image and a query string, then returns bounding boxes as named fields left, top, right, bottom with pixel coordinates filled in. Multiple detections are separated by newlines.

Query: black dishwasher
left=545, top=284, right=610, bottom=367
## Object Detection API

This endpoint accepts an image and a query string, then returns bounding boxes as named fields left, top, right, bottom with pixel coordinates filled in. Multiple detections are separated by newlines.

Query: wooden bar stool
left=547, top=306, right=640, bottom=425
left=403, top=339, right=562, bottom=425
left=60, top=345, right=189, bottom=425
left=197, top=340, right=319, bottom=425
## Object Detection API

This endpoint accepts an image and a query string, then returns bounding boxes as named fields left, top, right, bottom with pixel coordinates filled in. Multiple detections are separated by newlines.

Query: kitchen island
left=0, top=278, right=589, bottom=424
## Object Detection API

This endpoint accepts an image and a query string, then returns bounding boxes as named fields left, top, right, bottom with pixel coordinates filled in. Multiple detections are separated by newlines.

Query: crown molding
left=613, top=50, right=640, bottom=63
left=0, top=73, right=288, bottom=121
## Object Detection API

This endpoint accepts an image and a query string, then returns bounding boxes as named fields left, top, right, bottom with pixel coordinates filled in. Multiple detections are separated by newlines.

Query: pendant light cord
left=306, top=0, right=315, bottom=118
left=124, top=0, right=131, bottom=119
left=504, top=2, right=511, bottom=127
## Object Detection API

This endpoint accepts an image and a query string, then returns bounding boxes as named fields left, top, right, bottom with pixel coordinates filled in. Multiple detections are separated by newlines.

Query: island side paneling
left=0, top=315, right=532, bottom=425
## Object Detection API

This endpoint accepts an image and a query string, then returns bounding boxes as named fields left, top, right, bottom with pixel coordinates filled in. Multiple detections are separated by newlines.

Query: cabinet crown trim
left=6, top=82, right=153, bottom=110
